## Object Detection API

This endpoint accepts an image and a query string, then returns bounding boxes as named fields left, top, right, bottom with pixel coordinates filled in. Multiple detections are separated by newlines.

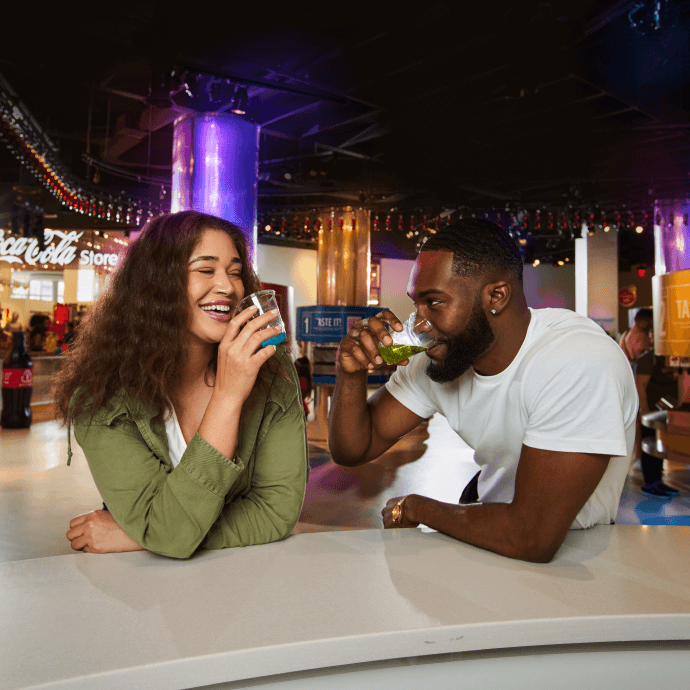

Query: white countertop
left=2, top=526, right=690, bottom=690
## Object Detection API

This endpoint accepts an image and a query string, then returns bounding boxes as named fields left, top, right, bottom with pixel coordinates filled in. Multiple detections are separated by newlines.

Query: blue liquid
left=262, top=332, right=287, bottom=348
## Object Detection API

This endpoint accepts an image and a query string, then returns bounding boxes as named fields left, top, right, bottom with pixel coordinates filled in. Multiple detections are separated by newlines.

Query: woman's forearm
left=197, top=393, right=245, bottom=460
left=201, top=405, right=308, bottom=550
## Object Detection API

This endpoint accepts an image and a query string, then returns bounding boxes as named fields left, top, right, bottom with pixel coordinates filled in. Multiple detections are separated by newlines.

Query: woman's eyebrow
left=188, top=255, right=218, bottom=265
left=188, top=256, right=242, bottom=266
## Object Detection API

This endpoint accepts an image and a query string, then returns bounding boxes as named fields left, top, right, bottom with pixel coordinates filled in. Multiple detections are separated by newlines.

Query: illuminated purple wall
left=171, top=113, right=259, bottom=254
left=654, top=200, right=690, bottom=275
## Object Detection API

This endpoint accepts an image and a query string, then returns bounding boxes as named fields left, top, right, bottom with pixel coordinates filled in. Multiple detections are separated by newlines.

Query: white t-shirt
left=164, top=406, right=187, bottom=468
left=386, top=308, right=638, bottom=529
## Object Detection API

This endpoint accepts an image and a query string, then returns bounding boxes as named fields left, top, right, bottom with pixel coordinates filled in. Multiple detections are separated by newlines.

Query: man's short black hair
left=634, top=308, right=653, bottom=323
left=420, top=218, right=524, bottom=285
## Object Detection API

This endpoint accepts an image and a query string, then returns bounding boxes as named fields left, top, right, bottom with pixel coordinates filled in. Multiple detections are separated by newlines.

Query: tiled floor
left=1, top=414, right=689, bottom=563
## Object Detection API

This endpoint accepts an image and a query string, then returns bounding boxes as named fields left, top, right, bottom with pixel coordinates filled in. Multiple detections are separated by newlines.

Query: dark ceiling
left=0, top=1, right=688, bottom=265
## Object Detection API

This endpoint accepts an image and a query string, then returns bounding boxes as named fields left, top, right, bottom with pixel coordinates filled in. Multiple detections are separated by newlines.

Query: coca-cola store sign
left=0, top=229, right=120, bottom=268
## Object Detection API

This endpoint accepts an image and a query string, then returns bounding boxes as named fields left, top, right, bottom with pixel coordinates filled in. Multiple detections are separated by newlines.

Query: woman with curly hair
left=54, top=210, right=307, bottom=558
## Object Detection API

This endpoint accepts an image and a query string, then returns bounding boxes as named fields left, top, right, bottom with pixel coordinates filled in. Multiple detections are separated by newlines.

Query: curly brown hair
left=53, top=210, right=262, bottom=424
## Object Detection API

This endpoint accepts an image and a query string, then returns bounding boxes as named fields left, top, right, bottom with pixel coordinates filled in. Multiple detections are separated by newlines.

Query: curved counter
left=2, top=526, right=690, bottom=689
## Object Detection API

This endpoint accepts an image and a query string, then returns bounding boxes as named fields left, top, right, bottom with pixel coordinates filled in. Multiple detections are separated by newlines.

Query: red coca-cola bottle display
left=1, top=331, right=33, bottom=429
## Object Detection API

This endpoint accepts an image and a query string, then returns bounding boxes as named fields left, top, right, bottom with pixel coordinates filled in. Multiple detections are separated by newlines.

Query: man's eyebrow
left=188, top=255, right=242, bottom=266
left=408, top=289, right=448, bottom=299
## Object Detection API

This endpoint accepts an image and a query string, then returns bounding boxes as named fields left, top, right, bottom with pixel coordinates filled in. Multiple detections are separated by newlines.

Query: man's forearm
left=404, top=495, right=563, bottom=563
left=328, top=368, right=374, bottom=466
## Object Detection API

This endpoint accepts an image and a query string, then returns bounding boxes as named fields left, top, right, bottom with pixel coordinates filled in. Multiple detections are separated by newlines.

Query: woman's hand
left=213, top=306, right=282, bottom=405
left=336, top=309, right=406, bottom=374
left=66, top=510, right=145, bottom=554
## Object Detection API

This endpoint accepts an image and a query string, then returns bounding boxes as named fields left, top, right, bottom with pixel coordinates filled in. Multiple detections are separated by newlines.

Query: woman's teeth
left=201, top=305, right=231, bottom=312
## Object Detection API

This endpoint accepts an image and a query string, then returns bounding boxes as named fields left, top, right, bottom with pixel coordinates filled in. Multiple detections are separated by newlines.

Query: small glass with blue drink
left=236, top=289, right=286, bottom=348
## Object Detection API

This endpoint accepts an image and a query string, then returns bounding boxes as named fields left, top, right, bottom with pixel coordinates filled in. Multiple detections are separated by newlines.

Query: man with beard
left=328, top=219, right=637, bottom=563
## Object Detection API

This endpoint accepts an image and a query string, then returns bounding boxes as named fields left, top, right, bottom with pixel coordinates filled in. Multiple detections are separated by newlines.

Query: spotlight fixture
left=588, top=225, right=596, bottom=236
left=603, top=225, right=611, bottom=232
left=533, top=259, right=540, bottom=267
left=231, top=86, right=248, bottom=115
left=635, top=225, right=644, bottom=234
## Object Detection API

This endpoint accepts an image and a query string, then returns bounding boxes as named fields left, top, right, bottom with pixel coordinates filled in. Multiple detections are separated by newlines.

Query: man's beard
left=425, top=296, right=495, bottom=384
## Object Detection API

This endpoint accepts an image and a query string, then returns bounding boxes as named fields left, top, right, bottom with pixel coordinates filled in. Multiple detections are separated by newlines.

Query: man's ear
left=483, top=280, right=511, bottom=315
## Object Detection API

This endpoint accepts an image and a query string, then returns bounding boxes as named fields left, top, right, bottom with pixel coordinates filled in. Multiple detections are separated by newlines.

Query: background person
left=62, top=321, right=77, bottom=347
left=54, top=211, right=307, bottom=558
left=619, top=308, right=653, bottom=363
left=28, top=314, right=48, bottom=351
left=619, top=307, right=653, bottom=463
left=329, top=219, right=637, bottom=563
left=633, top=349, right=679, bottom=497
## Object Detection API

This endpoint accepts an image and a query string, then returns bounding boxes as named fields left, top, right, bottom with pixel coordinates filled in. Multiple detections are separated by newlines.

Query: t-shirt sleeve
left=521, top=332, right=637, bottom=457
left=385, top=354, right=439, bottom=419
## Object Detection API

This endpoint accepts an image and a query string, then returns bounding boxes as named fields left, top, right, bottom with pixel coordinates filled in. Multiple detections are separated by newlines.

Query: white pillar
left=63, top=269, right=79, bottom=304
left=574, top=223, right=619, bottom=337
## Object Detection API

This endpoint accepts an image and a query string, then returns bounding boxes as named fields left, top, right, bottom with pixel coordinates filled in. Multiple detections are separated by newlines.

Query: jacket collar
left=121, top=395, right=172, bottom=468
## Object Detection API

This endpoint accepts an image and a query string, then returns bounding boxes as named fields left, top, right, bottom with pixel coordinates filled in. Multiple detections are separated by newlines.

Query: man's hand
left=382, top=495, right=420, bottom=529
left=336, top=309, right=407, bottom=374
left=384, top=446, right=611, bottom=562
left=66, top=510, right=146, bottom=554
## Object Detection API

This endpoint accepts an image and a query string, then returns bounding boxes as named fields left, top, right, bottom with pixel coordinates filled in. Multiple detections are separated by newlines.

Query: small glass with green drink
left=378, top=312, right=437, bottom=365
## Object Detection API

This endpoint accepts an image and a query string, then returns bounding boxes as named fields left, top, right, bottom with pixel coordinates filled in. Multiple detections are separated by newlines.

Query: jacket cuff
left=178, top=432, right=245, bottom=498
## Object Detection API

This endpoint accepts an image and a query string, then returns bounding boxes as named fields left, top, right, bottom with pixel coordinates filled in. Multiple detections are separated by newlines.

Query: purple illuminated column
left=654, top=200, right=690, bottom=275
left=171, top=113, right=259, bottom=254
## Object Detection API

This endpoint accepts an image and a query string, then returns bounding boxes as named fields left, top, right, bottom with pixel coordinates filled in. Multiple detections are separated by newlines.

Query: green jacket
left=70, top=347, right=308, bottom=559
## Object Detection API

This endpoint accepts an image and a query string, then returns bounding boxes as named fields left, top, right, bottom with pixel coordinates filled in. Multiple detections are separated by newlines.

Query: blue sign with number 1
left=297, top=306, right=384, bottom=343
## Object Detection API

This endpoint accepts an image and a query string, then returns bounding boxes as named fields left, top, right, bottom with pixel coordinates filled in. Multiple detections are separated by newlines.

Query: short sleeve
left=385, top=354, right=439, bottom=419
left=521, top=333, right=637, bottom=457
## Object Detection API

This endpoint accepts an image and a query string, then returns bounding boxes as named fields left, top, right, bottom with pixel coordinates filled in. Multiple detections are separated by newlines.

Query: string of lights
left=258, top=204, right=658, bottom=263
left=0, top=74, right=168, bottom=225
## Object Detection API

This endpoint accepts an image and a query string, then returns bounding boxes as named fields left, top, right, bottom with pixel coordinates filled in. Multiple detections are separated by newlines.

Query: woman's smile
left=199, top=300, right=234, bottom=322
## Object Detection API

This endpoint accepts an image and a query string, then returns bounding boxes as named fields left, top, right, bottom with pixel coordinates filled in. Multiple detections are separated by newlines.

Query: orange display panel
left=657, top=269, right=690, bottom=357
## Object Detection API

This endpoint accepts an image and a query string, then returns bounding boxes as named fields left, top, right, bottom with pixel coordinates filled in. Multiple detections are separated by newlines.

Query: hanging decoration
left=0, top=77, right=167, bottom=225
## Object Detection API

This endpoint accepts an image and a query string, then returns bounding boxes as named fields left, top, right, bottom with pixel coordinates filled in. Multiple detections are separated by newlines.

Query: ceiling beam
left=260, top=102, right=323, bottom=127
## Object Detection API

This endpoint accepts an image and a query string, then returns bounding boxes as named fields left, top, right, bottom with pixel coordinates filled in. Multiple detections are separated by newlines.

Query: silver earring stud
left=491, top=309, right=497, bottom=315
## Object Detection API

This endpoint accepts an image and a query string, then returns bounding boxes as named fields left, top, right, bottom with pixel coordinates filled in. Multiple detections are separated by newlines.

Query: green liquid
left=377, top=343, right=428, bottom=365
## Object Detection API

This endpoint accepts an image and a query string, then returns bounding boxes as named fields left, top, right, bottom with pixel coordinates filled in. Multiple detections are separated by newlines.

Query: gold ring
left=391, top=495, right=408, bottom=525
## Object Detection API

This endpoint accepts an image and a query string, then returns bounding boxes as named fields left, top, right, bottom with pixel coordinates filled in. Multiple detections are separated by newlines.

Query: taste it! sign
left=657, top=269, right=690, bottom=357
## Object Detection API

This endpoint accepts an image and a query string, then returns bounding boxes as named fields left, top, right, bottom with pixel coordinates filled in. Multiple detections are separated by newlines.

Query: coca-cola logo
left=0, top=229, right=82, bottom=267
left=2, top=369, right=32, bottom=389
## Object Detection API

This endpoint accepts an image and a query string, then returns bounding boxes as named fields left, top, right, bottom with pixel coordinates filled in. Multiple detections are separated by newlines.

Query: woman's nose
left=215, top=274, right=235, bottom=295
